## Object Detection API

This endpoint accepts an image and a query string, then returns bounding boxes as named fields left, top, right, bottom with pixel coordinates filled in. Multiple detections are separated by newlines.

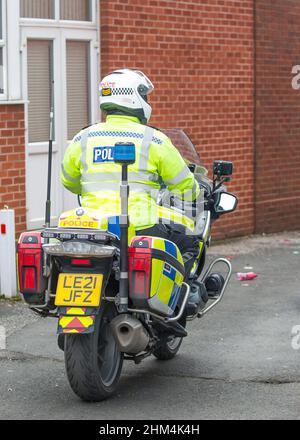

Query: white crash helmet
left=99, top=69, right=154, bottom=124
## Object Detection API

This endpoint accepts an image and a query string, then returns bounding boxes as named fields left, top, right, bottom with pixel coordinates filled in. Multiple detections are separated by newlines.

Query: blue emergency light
left=114, top=142, right=136, bottom=165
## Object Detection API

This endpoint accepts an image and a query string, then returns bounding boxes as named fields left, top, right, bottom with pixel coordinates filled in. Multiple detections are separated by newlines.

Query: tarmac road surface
left=1, top=232, right=300, bottom=420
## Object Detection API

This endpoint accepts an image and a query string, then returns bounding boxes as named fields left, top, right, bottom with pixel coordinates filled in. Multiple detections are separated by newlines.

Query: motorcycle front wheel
left=64, top=302, right=123, bottom=402
left=153, top=334, right=183, bottom=360
left=153, top=313, right=187, bottom=361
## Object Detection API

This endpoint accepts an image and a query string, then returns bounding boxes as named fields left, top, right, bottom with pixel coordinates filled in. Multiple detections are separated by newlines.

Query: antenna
left=114, top=142, right=136, bottom=313
left=45, top=79, right=54, bottom=230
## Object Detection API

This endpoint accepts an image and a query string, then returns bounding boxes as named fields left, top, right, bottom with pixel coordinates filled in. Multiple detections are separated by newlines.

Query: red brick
left=101, top=0, right=254, bottom=238
left=255, top=0, right=300, bottom=234
left=0, top=1, right=296, bottom=239
left=0, top=104, right=26, bottom=231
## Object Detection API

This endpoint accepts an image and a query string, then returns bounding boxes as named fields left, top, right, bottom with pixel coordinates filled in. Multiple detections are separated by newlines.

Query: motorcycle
left=17, top=129, right=238, bottom=401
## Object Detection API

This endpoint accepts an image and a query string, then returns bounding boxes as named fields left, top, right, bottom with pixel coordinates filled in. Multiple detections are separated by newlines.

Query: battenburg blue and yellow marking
left=163, top=263, right=176, bottom=281
left=164, top=241, right=177, bottom=259
left=147, top=237, right=185, bottom=315
left=168, top=283, right=181, bottom=311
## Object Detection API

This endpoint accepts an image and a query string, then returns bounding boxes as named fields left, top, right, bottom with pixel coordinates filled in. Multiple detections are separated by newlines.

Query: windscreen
left=161, top=129, right=201, bottom=164
left=158, top=129, right=206, bottom=226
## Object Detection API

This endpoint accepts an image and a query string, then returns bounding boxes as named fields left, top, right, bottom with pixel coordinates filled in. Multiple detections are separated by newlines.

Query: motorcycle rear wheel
left=64, top=302, right=123, bottom=402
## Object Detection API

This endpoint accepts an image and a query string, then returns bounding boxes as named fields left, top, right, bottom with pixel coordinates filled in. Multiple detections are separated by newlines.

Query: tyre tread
left=64, top=305, right=123, bottom=402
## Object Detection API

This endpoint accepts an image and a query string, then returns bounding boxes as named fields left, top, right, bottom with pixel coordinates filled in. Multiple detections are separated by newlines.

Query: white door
left=61, top=29, right=99, bottom=212
left=20, top=1, right=99, bottom=229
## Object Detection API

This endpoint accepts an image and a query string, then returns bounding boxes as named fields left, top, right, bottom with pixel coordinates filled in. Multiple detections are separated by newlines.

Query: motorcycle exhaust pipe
left=110, top=314, right=150, bottom=355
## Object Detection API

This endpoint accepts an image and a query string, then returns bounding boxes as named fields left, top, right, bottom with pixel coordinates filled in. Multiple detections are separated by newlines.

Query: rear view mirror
left=213, top=161, right=233, bottom=178
left=215, top=192, right=238, bottom=213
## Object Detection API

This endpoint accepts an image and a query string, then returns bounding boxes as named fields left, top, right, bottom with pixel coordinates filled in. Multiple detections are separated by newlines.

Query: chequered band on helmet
left=111, top=88, right=134, bottom=96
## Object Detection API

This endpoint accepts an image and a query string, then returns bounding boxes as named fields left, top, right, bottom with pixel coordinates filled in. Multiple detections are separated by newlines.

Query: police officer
left=61, top=69, right=201, bottom=309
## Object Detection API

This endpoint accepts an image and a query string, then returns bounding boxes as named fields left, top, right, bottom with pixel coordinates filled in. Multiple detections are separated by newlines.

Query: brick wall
left=6, top=1, right=299, bottom=239
left=100, top=0, right=255, bottom=239
left=255, top=0, right=300, bottom=233
left=0, top=105, right=26, bottom=234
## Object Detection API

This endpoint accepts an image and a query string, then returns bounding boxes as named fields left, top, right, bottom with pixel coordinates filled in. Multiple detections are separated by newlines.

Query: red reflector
left=23, top=254, right=35, bottom=266
left=132, top=258, right=145, bottom=271
left=134, top=271, right=146, bottom=295
left=1, top=224, right=6, bottom=234
left=71, top=259, right=92, bottom=266
left=24, top=267, right=36, bottom=290
left=128, top=251, right=152, bottom=300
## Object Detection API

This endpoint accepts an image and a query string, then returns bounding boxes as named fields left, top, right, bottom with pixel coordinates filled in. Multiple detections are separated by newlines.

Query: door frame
left=21, top=23, right=99, bottom=229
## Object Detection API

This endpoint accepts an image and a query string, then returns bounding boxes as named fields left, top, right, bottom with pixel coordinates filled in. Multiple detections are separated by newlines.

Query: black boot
left=186, top=280, right=208, bottom=316
left=204, top=273, right=225, bottom=299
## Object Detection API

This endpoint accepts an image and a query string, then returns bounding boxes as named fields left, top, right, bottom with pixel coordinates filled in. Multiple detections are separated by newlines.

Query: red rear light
left=71, top=259, right=92, bottom=266
left=17, top=232, right=46, bottom=296
left=24, top=267, right=36, bottom=290
left=128, top=250, right=152, bottom=299
left=23, top=254, right=35, bottom=266
left=132, top=258, right=145, bottom=271
left=134, top=271, right=146, bottom=295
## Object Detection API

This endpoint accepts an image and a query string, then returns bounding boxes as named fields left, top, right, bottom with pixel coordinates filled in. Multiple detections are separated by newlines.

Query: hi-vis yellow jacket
left=61, top=115, right=200, bottom=230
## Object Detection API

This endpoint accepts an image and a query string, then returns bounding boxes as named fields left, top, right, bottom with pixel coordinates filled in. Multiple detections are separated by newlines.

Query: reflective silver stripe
left=61, top=164, right=81, bottom=184
left=184, top=181, right=198, bottom=200
left=172, top=181, right=198, bottom=200
left=80, top=128, right=90, bottom=174
left=84, top=172, right=120, bottom=182
left=131, top=171, right=159, bottom=182
left=139, top=126, right=155, bottom=170
left=82, top=181, right=159, bottom=195
left=82, top=182, right=119, bottom=192
left=165, top=165, right=191, bottom=186
left=193, top=180, right=199, bottom=196
left=83, top=171, right=159, bottom=183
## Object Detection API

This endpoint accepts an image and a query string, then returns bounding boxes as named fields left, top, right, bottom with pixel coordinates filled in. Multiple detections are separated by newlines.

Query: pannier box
left=128, top=236, right=185, bottom=316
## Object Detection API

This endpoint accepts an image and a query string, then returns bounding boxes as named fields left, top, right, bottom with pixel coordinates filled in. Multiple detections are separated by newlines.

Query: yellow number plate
left=55, top=274, right=103, bottom=307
